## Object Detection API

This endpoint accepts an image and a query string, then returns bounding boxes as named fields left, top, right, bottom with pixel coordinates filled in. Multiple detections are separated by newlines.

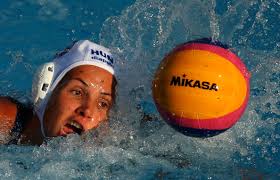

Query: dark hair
left=54, top=40, right=78, bottom=58
left=111, top=76, right=118, bottom=105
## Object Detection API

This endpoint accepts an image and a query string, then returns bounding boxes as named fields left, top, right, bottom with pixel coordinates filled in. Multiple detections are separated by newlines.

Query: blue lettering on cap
left=91, top=49, right=100, bottom=56
left=91, top=49, right=114, bottom=65
left=92, top=55, right=114, bottom=68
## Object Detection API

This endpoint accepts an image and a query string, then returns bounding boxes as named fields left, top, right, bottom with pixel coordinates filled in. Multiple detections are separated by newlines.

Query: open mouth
left=65, top=120, right=84, bottom=135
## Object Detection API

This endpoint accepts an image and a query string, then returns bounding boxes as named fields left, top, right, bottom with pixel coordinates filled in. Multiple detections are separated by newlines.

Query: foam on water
left=0, top=0, right=279, bottom=179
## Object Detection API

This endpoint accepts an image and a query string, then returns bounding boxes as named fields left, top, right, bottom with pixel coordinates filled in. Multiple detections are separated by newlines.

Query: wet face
left=43, top=65, right=115, bottom=137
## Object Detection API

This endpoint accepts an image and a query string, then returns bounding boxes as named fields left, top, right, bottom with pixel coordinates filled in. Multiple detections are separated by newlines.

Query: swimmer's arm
left=0, top=97, right=17, bottom=137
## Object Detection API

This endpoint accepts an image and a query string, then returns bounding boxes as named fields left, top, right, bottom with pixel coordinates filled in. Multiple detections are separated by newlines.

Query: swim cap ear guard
left=32, top=62, right=55, bottom=108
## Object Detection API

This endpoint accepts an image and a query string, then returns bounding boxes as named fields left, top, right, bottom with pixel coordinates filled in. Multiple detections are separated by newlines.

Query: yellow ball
left=152, top=40, right=250, bottom=137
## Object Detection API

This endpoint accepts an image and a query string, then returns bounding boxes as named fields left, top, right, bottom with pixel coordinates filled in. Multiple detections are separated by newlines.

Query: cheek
left=44, top=95, right=74, bottom=126
left=53, top=100, right=77, bottom=119
left=87, top=111, right=109, bottom=129
left=97, top=110, right=110, bottom=124
left=53, top=91, right=77, bottom=111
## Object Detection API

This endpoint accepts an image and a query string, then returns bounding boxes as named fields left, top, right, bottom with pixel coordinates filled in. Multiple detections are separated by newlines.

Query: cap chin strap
left=35, top=98, right=49, bottom=138
left=40, top=120, right=46, bottom=138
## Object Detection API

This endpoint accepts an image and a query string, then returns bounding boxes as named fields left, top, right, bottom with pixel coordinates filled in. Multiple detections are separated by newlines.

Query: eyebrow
left=100, top=92, right=112, bottom=97
left=71, top=78, right=112, bottom=97
left=72, top=78, right=89, bottom=87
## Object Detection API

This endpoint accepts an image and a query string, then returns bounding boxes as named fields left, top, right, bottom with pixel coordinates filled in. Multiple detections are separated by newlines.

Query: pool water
left=0, top=0, right=279, bottom=179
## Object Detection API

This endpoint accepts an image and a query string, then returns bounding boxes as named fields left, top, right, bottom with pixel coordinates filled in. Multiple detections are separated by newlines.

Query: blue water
left=0, top=0, right=279, bottom=179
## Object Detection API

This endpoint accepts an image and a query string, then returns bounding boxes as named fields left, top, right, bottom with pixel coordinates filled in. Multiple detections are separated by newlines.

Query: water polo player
left=0, top=40, right=117, bottom=145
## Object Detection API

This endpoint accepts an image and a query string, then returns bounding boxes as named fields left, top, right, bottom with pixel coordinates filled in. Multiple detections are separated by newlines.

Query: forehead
left=61, top=65, right=114, bottom=88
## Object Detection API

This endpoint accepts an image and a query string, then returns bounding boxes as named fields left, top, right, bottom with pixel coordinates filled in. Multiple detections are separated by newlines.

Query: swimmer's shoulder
left=0, top=97, right=33, bottom=144
left=0, top=97, right=18, bottom=136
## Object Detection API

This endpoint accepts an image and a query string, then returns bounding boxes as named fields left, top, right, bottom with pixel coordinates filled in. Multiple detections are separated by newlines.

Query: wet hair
left=111, top=76, right=118, bottom=105
left=54, top=40, right=78, bottom=58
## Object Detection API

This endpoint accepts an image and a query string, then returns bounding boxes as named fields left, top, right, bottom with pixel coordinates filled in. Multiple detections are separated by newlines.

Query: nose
left=76, top=100, right=95, bottom=120
left=75, top=100, right=101, bottom=131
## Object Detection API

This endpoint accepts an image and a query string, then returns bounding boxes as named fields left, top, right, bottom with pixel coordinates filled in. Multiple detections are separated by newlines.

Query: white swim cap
left=32, top=40, right=115, bottom=137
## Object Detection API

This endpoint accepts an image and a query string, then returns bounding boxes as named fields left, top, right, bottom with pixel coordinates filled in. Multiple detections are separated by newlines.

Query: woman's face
left=43, top=65, right=115, bottom=137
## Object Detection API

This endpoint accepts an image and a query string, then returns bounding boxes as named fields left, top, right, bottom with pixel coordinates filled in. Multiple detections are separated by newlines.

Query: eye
left=98, top=100, right=110, bottom=110
left=71, top=89, right=83, bottom=96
